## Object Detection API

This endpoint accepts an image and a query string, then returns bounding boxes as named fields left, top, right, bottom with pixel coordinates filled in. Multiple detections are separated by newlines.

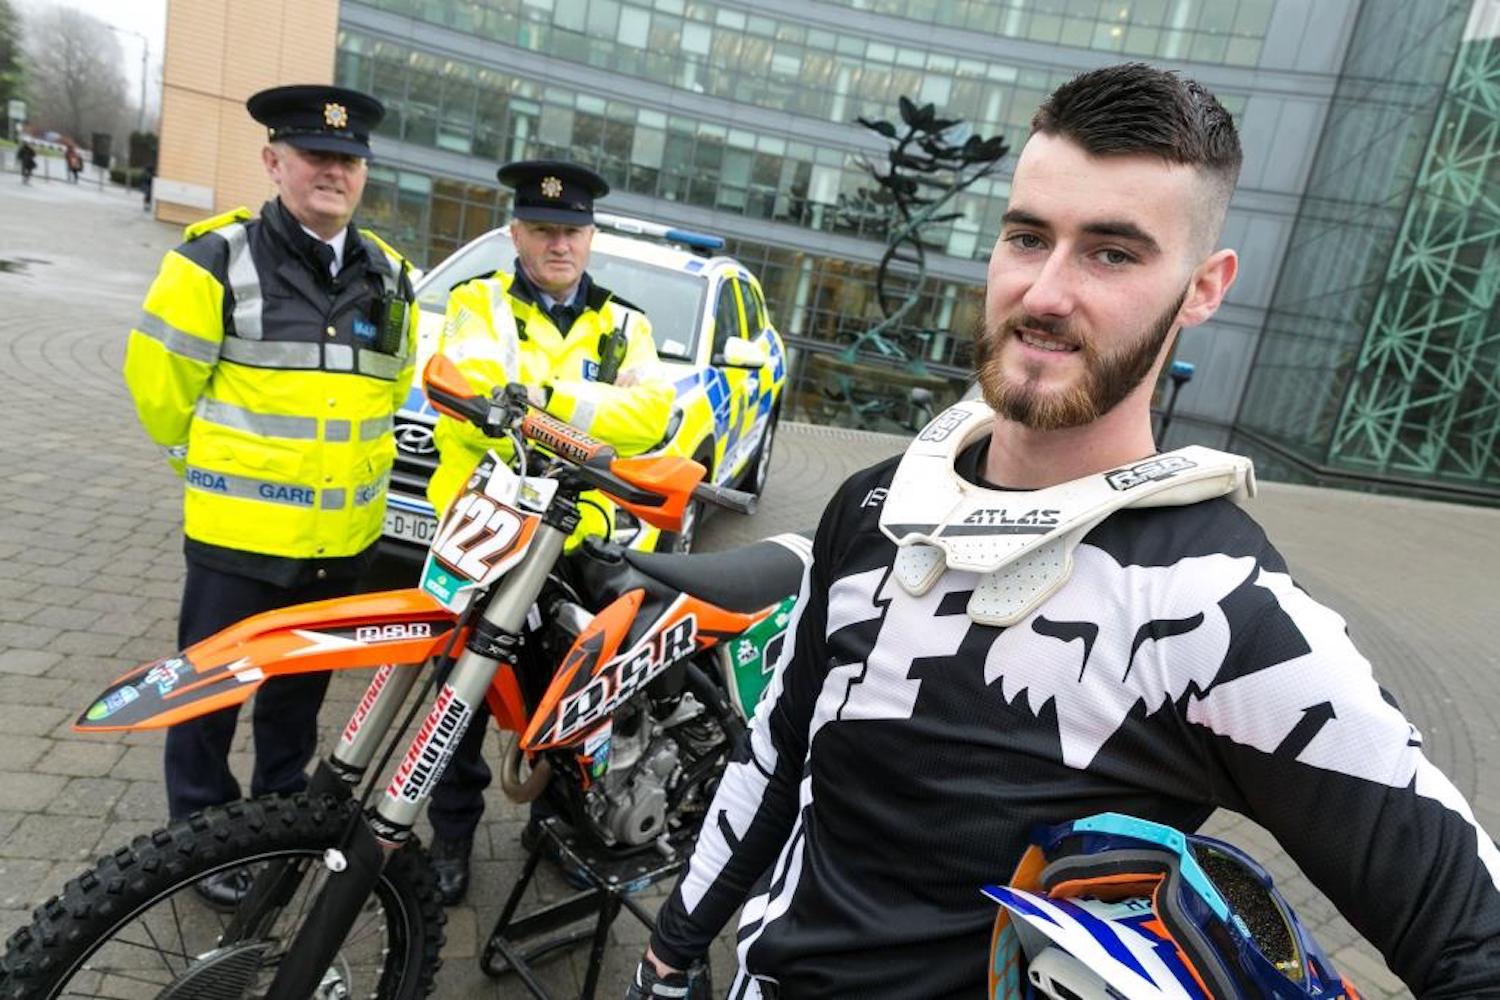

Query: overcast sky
left=20, top=0, right=167, bottom=115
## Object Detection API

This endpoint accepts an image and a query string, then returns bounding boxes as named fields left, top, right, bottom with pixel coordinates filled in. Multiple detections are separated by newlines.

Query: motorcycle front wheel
left=0, top=793, right=444, bottom=1000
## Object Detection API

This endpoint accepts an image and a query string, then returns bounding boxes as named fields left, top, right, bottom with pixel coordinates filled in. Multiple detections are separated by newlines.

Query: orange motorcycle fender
left=76, top=589, right=462, bottom=733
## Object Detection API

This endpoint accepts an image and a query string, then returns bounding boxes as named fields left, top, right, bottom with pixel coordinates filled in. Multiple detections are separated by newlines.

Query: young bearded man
left=627, top=63, right=1500, bottom=998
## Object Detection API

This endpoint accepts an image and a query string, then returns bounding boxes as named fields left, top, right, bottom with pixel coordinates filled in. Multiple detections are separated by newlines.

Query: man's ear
left=261, top=144, right=281, bottom=182
left=1177, top=248, right=1237, bottom=329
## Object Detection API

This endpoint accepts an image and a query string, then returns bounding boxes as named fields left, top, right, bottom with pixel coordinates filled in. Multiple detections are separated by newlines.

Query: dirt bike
left=0, top=356, right=810, bottom=1000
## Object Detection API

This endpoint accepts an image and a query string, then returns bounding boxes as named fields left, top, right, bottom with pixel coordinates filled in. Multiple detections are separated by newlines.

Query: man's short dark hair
left=1031, top=63, right=1242, bottom=248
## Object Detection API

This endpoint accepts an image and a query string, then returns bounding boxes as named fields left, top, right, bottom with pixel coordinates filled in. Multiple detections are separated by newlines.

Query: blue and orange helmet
left=986, top=813, right=1361, bottom=999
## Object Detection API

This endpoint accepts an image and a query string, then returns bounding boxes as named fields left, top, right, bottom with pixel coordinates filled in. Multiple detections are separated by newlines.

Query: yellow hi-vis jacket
left=123, top=202, right=417, bottom=563
left=428, top=270, right=673, bottom=542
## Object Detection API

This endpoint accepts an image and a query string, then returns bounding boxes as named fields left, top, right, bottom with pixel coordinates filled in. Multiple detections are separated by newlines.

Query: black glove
left=624, top=956, right=706, bottom=999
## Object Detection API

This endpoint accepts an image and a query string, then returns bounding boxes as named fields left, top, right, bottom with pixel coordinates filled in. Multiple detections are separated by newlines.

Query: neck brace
left=879, top=402, right=1256, bottom=626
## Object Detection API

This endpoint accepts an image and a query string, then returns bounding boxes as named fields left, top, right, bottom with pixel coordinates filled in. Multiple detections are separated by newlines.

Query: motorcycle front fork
left=262, top=523, right=568, bottom=997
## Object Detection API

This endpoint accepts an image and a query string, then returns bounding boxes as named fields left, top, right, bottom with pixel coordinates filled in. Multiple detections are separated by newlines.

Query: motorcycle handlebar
left=692, top=482, right=758, bottom=515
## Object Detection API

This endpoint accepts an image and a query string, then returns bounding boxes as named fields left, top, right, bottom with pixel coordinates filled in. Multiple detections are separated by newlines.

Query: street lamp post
left=106, top=24, right=148, bottom=136
left=104, top=24, right=149, bottom=192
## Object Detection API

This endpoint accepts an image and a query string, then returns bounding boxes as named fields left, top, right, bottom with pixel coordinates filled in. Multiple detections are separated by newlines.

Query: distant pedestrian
left=17, top=142, right=37, bottom=184
left=141, top=163, right=154, bottom=210
left=65, top=144, right=82, bottom=183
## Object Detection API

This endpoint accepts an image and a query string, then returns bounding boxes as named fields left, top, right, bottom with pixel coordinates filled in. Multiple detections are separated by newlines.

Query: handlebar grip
left=692, top=482, right=758, bottom=515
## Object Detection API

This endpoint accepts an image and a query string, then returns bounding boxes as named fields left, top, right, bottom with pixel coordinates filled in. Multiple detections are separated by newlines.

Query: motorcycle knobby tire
left=0, top=793, right=445, bottom=1000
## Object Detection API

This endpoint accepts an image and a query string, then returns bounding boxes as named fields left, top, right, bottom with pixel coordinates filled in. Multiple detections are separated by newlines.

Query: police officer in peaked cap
left=123, top=83, right=418, bottom=908
left=423, top=160, right=674, bottom=904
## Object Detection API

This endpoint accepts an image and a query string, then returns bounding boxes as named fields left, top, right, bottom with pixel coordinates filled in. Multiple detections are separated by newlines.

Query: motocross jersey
left=650, top=438, right=1500, bottom=998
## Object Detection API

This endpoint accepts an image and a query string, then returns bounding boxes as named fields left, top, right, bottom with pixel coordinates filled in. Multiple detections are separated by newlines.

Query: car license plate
left=383, top=509, right=439, bottom=546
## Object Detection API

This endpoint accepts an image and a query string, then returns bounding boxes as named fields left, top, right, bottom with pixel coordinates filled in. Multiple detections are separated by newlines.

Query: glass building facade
left=1236, top=0, right=1500, bottom=499
left=336, top=0, right=1364, bottom=447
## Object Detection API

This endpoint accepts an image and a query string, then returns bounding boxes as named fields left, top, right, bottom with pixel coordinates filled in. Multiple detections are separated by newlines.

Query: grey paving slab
left=2, top=177, right=1496, bottom=998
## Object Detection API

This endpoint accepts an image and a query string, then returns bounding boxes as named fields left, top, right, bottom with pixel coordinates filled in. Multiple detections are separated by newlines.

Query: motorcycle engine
left=586, top=695, right=706, bottom=847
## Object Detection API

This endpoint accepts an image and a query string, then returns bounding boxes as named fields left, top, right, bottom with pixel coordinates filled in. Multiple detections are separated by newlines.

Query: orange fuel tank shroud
left=75, top=589, right=466, bottom=732
left=520, top=588, right=644, bottom=751
left=521, top=591, right=770, bottom=752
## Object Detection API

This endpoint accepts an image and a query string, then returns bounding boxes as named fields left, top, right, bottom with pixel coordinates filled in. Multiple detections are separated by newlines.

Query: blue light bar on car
left=595, top=212, right=725, bottom=251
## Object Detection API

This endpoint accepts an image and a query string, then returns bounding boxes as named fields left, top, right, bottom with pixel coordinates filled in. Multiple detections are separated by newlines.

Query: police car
left=381, top=213, right=786, bottom=558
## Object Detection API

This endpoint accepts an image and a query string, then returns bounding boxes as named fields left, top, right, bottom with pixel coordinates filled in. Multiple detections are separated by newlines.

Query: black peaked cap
left=498, top=160, right=609, bottom=225
left=247, top=84, right=385, bottom=158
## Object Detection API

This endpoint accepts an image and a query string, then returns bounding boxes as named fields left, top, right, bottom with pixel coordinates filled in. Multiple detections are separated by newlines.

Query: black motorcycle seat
left=622, top=534, right=810, bottom=613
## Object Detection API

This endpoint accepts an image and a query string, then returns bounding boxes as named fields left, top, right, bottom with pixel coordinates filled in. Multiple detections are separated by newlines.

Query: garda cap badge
left=540, top=176, right=564, bottom=199
left=323, top=102, right=349, bottom=129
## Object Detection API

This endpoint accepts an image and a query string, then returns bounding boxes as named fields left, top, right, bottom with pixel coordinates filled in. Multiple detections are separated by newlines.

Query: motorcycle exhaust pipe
left=499, top=732, right=552, bottom=802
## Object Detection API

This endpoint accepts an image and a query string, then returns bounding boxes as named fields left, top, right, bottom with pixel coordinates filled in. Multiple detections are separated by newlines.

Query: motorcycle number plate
left=421, top=488, right=536, bottom=612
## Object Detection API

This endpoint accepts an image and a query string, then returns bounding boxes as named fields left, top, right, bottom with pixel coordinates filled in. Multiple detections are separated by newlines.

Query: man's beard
left=974, top=290, right=1185, bottom=431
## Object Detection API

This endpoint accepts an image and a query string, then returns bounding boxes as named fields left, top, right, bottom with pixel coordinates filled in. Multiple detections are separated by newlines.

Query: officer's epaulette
left=591, top=283, right=643, bottom=315
left=182, top=206, right=253, bottom=242
left=448, top=272, right=500, bottom=294
left=359, top=228, right=408, bottom=266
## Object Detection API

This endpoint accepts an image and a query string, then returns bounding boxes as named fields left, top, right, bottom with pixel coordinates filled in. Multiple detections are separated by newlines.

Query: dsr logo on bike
left=557, top=616, right=698, bottom=740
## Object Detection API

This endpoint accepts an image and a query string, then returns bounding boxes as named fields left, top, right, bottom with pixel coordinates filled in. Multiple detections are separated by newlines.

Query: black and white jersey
left=651, top=445, right=1500, bottom=998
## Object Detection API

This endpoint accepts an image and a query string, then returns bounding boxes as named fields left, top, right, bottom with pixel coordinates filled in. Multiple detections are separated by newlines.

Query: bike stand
left=481, top=818, right=711, bottom=1000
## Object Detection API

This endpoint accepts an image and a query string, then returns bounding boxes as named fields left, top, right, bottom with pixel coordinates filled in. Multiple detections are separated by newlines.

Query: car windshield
left=414, top=230, right=706, bottom=361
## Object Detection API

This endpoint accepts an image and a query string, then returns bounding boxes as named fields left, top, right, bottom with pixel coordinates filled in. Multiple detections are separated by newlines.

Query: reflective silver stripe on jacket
left=184, top=466, right=315, bottom=507
left=194, top=398, right=318, bottom=439
left=321, top=488, right=346, bottom=510
left=360, top=415, right=392, bottom=440
left=219, top=338, right=322, bottom=368
left=324, top=420, right=351, bottom=442
left=136, top=311, right=220, bottom=365
left=326, top=344, right=355, bottom=371
left=219, top=223, right=263, bottom=340
left=358, top=350, right=403, bottom=380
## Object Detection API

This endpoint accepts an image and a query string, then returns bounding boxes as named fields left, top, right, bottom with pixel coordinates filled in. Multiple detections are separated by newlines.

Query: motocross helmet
left=985, top=813, right=1361, bottom=1000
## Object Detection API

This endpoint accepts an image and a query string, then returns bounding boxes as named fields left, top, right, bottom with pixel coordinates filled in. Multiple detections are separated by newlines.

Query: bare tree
left=20, top=2, right=127, bottom=143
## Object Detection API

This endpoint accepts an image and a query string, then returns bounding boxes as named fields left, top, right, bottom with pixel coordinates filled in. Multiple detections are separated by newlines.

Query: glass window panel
left=576, top=93, right=606, bottom=113
left=1189, top=31, right=1228, bottom=61
left=1131, top=0, right=1169, bottom=25
left=1027, top=12, right=1063, bottom=42
left=836, top=34, right=864, bottom=56
left=587, top=0, right=620, bottom=35
left=895, top=47, right=925, bottom=68
left=618, top=7, right=649, bottom=46
left=630, top=125, right=664, bottom=167
left=866, top=41, right=895, bottom=62
left=771, top=44, right=802, bottom=77
left=539, top=103, right=572, bottom=145
left=654, top=0, right=684, bottom=12
left=807, top=28, right=836, bottom=50
left=553, top=2, right=584, bottom=30
left=746, top=15, right=775, bottom=35
left=919, top=74, right=952, bottom=106
left=1123, top=24, right=1161, bottom=55
left=1196, top=2, right=1234, bottom=31
left=715, top=7, right=746, bottom=29
left=1233, top=0, right=1273, bottom=35
left=638, top=108, right=665, bottom=128
left=1088, top=19, right=1125, bottom=48
left=1225, top=36, right=1260, bottom=65
left=682, top=21, right=711, bottom=55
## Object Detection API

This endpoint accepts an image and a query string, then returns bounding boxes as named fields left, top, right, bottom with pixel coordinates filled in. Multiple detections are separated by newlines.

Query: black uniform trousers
left=164, top=560, right=352, bottom=819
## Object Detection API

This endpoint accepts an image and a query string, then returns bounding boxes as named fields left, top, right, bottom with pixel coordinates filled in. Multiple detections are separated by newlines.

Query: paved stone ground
left=3, top=179, right=1498, bottom=997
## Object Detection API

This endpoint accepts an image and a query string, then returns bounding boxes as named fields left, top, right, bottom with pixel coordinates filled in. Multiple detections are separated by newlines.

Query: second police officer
left=424, top=160, right=674, bottom=904
left=122, top=85, right=418, bottom=907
